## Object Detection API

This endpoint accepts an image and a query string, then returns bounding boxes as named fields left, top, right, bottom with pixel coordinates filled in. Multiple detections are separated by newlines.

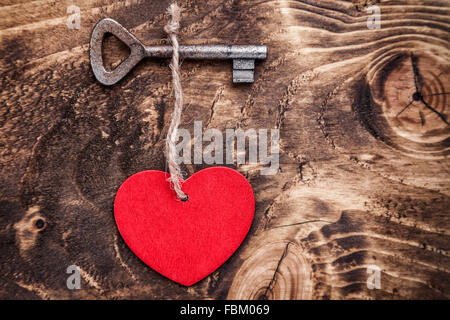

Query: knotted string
left=164, top=3, right=188, bottom=201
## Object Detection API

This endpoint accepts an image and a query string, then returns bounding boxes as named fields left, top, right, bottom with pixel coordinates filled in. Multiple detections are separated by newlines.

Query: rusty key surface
left=90, top=18, right=267, bottom=85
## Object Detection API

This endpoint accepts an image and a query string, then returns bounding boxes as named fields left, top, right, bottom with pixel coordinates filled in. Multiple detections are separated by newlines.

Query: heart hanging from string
left=114, top=168, right=254, bottom=286
left=109, top=3, right=256, bottom=286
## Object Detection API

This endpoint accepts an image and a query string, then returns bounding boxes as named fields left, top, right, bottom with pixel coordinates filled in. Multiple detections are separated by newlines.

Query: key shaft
left=144, top=44, right=267, bottom=60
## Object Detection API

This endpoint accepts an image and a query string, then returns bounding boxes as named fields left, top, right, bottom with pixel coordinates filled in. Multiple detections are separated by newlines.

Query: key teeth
left=232, top=58, right=255, bottom=83
left=233, top=70, right=254, bottom=83
left=233, top=59, right=255, bottom=70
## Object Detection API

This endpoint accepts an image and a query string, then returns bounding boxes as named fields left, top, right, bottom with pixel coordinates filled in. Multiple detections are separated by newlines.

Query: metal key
left=90, top=18, right=267, bottom=85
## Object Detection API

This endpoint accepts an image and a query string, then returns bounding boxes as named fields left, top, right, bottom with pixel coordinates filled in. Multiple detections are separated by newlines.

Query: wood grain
left=0, top=0, right=449, bottom=299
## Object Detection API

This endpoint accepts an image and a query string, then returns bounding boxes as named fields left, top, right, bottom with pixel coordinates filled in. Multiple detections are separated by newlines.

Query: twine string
left=164, top=3, right=188, bottom=201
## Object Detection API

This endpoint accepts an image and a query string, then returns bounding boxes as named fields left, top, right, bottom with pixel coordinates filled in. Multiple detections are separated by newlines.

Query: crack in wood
left=270, top=220, right=333, bottom=230
left=260, top=241, right=293, bottom=300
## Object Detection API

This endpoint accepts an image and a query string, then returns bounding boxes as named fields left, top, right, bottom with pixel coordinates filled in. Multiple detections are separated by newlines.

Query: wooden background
left=0, top=0, right=449, bottom=299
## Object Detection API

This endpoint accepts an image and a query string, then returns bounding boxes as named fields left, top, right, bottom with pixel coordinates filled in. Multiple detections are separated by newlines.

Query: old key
left=90, top=18, right=267, bottom=85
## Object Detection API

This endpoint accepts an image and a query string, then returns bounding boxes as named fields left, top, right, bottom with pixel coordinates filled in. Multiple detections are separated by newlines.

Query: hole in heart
left=102, top=33, right=131, bottom=71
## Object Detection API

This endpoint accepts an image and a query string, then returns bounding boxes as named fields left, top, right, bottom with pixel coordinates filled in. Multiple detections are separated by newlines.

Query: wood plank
left=0, top=0, right=448, bottom=299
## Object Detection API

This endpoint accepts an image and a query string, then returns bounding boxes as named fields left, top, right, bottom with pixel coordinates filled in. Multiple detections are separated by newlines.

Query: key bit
left=90, top=18, right=267, bottom=85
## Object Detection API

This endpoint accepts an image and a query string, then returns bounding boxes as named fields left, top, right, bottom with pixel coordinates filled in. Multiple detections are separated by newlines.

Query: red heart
left=114, top=166, right=254, bottom=286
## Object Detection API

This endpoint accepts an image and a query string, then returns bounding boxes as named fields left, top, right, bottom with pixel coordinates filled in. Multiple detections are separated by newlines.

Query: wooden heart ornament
left=114, top=167, right=254, bottom=286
